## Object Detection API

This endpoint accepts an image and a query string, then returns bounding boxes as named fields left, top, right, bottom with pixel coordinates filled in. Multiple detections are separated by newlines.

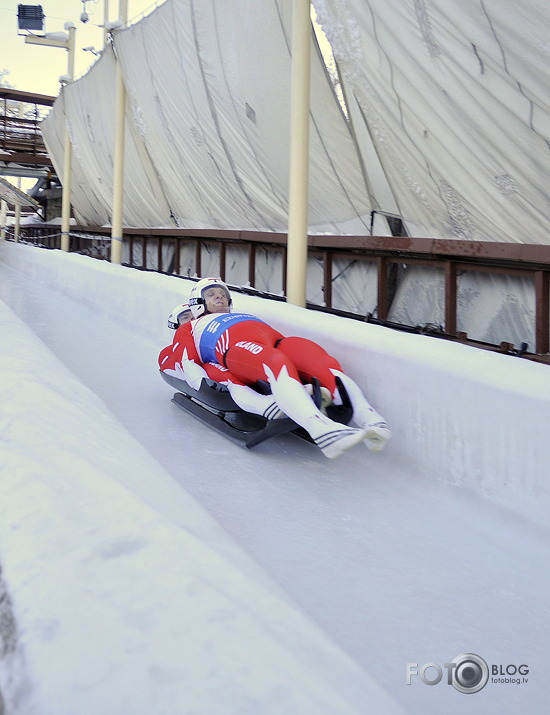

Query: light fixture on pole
left=24, top=22, right=76, bottom=252
left=79, top=0, right=110, bottom=49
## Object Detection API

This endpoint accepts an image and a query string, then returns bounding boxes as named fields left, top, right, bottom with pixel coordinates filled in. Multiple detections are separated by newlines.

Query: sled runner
left=160, top=371, right=353, bottom=449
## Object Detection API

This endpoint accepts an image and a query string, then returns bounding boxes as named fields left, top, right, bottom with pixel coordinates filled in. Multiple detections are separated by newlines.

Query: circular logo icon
left=450, top=653, right=489, bottom=693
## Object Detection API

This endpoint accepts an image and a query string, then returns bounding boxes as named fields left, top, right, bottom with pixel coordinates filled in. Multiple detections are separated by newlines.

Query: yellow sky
left=0, top=0, right=161, bottom=96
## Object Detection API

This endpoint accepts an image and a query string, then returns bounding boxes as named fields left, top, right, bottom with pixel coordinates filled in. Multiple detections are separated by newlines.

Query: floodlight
left=17, top=4, right=45, bottom=33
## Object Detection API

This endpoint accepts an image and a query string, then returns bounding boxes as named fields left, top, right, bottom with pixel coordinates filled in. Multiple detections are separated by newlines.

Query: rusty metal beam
left=248, top=243, right=256, bottom=288
left=0, top=88, right=56, bottom=106
left=323, top=251, right=333, bottom=309
left=219, top=242, right=226, bottom=281
left=535, top=271, right=550, bottom=354
left=444, top=262, right=457, bottom=336
left=174, top=237, right=181, bottom=276
left=195, top=239, right=201, bottom=277
left=0, top=152, right=53, bottom=165
left=68, top=226, right=550, bottom=268
left=377, top=256, right=389, bottom=320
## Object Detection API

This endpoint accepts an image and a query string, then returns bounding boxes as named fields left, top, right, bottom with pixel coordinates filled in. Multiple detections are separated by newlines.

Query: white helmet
left=189, top=277, right=232, bottom=318
left=167, top=302, right=193, bottom=329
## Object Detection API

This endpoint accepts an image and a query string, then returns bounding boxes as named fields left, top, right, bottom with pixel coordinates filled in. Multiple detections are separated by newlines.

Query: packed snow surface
left=1, top=241, right=549, bottom=715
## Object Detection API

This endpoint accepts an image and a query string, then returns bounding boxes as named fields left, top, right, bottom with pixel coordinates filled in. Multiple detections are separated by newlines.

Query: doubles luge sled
left=160, top=371, right=353, bottom=449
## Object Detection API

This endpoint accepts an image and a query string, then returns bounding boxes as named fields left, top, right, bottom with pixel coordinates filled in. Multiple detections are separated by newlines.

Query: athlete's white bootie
left=351, top=405, right=391, bottom=452
left=263, top=365, right=367, bottom=457
left=331, top=370, right=391, bottom=452
left=307, top=414, right=369, bottom=459
left=363, top=421, right=392, bottom=452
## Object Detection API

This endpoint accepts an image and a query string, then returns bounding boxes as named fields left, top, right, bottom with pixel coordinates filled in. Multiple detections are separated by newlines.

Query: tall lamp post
left=25, top=23, right=76, bottom=252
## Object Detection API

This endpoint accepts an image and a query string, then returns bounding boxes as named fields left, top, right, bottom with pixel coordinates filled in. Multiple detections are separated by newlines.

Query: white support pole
left=286, top=0, right=311, bottom=308
left=61, top=23, right=76, bottom=252
left=0, top=200, right=7, bottom=240
left=110, top=0, right=128, bottom=265
left=23, top=26, right=75, bottom=250
left=14, top=104, right=25, bottom=243
left=110, top=66, right=126, bottom=264
left=60, top=132, right=73, bottom=251
left=14, top=203, right=21, bottom=242
left=103, top=0, right=110, bottom=47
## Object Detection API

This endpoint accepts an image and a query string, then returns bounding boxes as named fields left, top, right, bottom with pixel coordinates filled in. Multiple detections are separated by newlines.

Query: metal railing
left=0, top=88, right=55, bottom=167
left=0, top=111, right=46, bottom=155
left=5, top=224, right=550, bottom=363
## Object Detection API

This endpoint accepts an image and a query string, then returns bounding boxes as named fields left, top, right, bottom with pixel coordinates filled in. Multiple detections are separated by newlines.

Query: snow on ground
left=1, top=241, right=550, bottom=715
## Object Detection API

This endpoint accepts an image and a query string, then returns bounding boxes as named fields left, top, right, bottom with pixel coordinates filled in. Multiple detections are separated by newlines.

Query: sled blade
left=244, top=417, right=302, bottom=448
left=161, top=370, right=240, bottom=411
left=171, top=392, right=301, bottom=449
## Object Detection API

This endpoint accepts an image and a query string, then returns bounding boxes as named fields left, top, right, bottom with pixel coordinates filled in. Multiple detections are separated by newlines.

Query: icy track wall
left=0, top=252, right=406, bottom=713
left=3, top=241, right=550, bottom=530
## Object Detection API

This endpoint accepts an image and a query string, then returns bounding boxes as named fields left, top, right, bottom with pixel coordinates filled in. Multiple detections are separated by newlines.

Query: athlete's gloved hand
left=180, top=359, right=209, bottom=391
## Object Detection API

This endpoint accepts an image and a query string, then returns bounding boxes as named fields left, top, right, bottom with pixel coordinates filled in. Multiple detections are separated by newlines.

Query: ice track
left=1, top=243, right=549, bottom=715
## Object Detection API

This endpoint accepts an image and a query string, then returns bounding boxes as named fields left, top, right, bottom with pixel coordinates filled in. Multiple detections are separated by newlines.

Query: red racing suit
left=158, top=311, right=344, bottom=395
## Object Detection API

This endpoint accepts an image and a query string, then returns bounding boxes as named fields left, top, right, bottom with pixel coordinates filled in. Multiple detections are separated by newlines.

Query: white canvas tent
left=314, top=0, right=550, bottom=243
left=42, top=0, right=375, bottom=234
left=40, top=0, right=550, bottom=242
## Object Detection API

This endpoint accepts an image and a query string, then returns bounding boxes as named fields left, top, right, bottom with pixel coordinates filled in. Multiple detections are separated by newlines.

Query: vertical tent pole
left=60, top=24, right=76, bottom=252
left=24, top=26, right=75, bottom=251
left=0, top=200, right=7, bottom=240
left=14, top=203, right=21, bottom=242
left=14, top=199, right=21, bottom=242
left=110, top=0, right=128, bottom=265
left=14, top=104, right=24, bottom=242
left=103, top=0, right=110, bottom=47
left=60, top=133, right=73, bottom=250
left=286, top=0, right=311, bottom=307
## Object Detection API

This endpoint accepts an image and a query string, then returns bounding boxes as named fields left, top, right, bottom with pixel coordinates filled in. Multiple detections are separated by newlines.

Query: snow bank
left=2, top=241, right=549, bottom=529
left=0, top=295, right=404, bottom=713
